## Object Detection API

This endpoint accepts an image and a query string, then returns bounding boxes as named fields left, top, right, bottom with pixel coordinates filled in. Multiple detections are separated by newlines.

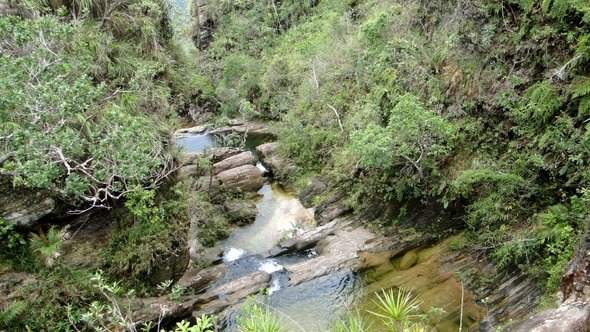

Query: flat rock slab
left=506, top=301, right=590, bottom=332
left=174, top=125, right=208, bottom=136
left=283, top=220, right=379, bottom=286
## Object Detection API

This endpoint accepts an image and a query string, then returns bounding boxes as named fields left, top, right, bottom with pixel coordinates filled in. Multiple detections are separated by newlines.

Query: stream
left=176, top=130, right=484, bottom=331
left=177, top=131, right=364, bottom=330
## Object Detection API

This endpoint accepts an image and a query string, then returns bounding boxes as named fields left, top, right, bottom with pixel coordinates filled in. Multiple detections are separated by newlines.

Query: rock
left=505, top=301, right=590, bottom=332
left=174, top=125, right=208, bottom=136
left=179, top=152, right=204, bottom=166
left=210, top=121, right=272, bottom=135
left=178, top=264, right=226, bottom=291
left=191, top=0, right=215, bottom=49
left=285, top=219, right=379, bottom=286
left=192, top=271, right=271, bottom=316
left=180, top=147, right=243, bottom=166
left=224, top=200, right=258, bottom=224
left=504, top=223, right=590, bottom=331
left=0, top=194, right=56, bottom=229
left=212, top=151, right=257, bottom=175
left=399, top=250, right=418, bottom=270
left=202, top=147, right=244, bottom=163
left=298, top=178, right=327, bottom=208
left=148, top=249, right=190, bottom=286
left=560, top=222, right=590, bottom=303
left=256, top=142, right=297, bottom=179
left=216, top=165, right=265, bottom=193
left=314, top=196, right=351, bottom=225
left=265, top=219, right=340, bottom=258
left=128, top=297, right=195, bottom=329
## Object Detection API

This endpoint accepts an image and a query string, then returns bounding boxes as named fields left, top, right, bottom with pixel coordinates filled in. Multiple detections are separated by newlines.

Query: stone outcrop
left=314, top=195, right=351, bottom=225
left=298, top=178, right=327, bottom=208
left=224, top=200, right=258, bottom=224
left=0, top=186, right=56, bottom=229
left=505, top=301, right=590, bottom=332
left=191, top=271, right=271, bottom=316
left=190, top=0, right=215, bottom=49
left=177, top=264, right=226, bottom=291
left=128, top=297, right=195, bottom=329
left=181, top=149, right=265, bottom=195
left=214, top=164, right=265, bottom=192
left=212, top=151, right=257, bottom=175
left=174, top=125, right=208, bottom=136
left=210, top=121, right=272, bottom=136
left=256, top=142, right=297, bottom=179
left=505, top=222, right=590, bottom=331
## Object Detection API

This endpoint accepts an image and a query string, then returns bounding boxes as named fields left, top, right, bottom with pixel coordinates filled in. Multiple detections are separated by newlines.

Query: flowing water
left=216, top=183, right=363, bottom=331
left=174, top=128, right=482, bottom=331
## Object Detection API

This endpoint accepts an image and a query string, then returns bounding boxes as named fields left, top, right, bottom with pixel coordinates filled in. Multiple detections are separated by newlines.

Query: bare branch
left=401, top=154, right=424, bottom=179
left=327, top=104, right=345, bottom=132
left=0, top=152, right=16, bottom=166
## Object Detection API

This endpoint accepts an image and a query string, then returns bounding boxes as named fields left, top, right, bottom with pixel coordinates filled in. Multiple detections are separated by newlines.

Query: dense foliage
left=0, top=0, right=202, bottom=329
left=193, top=0, right=590, bottom=294
left=0, top=0, right=203, bottom=212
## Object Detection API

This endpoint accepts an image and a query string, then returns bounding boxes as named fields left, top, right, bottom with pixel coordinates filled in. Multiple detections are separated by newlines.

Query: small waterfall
left=223, top=247, right=246, bottom=262
left=258, top=259, right=284, bottom=274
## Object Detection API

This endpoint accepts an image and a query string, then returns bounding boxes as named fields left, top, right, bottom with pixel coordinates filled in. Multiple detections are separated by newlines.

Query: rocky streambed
left=168, top=123, right=546, bottom=331
left=2, top=121, right=587, bottom=331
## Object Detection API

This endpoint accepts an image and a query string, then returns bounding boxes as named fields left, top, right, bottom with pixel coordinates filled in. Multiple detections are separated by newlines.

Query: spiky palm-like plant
left=367, top=288, right=427, bottom=332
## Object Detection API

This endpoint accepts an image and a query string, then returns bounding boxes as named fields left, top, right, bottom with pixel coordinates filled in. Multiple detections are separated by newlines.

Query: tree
left=350, top=93, right=453, bottom=180
left=0, top=13, right=176, bottom=213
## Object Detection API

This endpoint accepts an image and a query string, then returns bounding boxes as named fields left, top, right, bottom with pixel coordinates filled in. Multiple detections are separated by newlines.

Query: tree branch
left=327, top=104, right=344, bottom=132
left=401, top=154, right=424, bottom=179
left=0, top=152, right=15, bottom=166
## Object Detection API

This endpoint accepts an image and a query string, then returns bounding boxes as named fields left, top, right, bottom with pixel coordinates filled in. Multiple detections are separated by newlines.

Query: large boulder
left=212, top=151, right=257, bottom=175
left=192, top=271, right=271, bottom=316
left=505, top=301, right=590, bottom=332
left=215, top=164, right=264, bottom=193
left=505, top=223, right=590, bottom=331
left=256, top=142, right=297, bottom=179
left=174, top=125, right=208, bottom=136
left=224, top=200, right=258, bottom=224
left=314, top=195, right=351, bottom=225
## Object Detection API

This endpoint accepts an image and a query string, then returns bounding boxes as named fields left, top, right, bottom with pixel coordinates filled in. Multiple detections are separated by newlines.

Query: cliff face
left=190, top=0, right=215, bottom=49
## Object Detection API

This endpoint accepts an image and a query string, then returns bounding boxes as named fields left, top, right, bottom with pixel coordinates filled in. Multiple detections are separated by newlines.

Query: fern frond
left=569, top=76, right=590, bottom=99
left=0, top=301, right=27, bottom=327
left=578, top=96, right=590, bottom=117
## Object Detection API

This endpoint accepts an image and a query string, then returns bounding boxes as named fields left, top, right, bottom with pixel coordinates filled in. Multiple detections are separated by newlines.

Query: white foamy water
left=268, top=278, right=281, bottom=295
left=258, top=259, right=284, bottom=274
left=223, top=247, right=246, bottom=262
left=256, top=162, right=268, bottom=173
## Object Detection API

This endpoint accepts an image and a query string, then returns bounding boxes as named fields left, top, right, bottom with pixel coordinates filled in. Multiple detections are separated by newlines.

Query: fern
left=570, top=76, right=590, bottom=99
left=0, top=301, right=27, bottom=327
left=569, top=76, right=590, bottom=116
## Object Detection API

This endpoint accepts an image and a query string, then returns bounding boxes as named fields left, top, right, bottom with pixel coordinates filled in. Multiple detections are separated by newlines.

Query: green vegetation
left=237, top=300, right=286, bottom=332
left=192, top=0, right=590, bottom=297
left=2, top=0, right=590, bottom=330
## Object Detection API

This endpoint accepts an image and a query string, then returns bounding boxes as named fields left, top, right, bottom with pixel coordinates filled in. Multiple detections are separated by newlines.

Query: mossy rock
left=399, top=250, right=418, bottom=270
